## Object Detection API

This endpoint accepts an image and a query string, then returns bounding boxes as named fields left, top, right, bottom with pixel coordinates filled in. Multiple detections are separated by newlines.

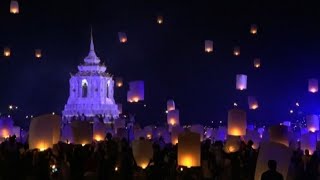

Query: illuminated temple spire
left=84, top=28, right=100, bottom=64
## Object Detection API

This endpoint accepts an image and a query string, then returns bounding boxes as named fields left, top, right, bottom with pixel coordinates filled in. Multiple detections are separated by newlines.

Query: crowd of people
left=1, top=133, right=320, bottom=180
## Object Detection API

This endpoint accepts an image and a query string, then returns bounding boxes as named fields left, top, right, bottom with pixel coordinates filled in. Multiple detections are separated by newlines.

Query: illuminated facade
left=62, top=33, right=119, bottom=119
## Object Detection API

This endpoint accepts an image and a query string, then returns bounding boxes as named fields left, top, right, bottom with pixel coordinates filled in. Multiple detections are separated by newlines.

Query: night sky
left=1, top=0, right=320, bottom=128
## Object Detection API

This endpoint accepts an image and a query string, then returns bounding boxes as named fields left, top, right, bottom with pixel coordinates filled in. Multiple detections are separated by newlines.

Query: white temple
left=62, top=33, right=119, bottom=120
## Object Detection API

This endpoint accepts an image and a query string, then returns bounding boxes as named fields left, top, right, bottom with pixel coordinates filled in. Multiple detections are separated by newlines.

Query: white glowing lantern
left=167, top=99, right=175, bottom=111
left=224, top=135, right=240, bottom=153
left=29, top=115, right=61, bottom=151
left=10, top=0, right=19, bottom=14
left=248, top=96, right=259, bottom=110
left=132, top=140, right=153, bottom=169
left=157, top=16, right=163, bottom=24
left=35, top=49, right=42, bottom=58
left=228, top=108, right=247, bottom=136
left=93, top=122, right=106, bottom=141
left=306, top=114, right=319, bottom=132
left=233, top=46, right=240, bottom=56
left=3, top=47, right=10, bottom=57
left=254, top=58, right=261, bottom=68
left=250, top=24, right=258, bottom=35
left=0, top=117, right=14, bottom=139
left=236, top=74, right=247, bottom=90
left=144, top=126, right=154, bottom=140
left=167, top=109, right=179, bottom=127
left=190, top=124, right=204, bottom=141
left=115, top=77, right=123, bottom=87
left=255, top=142, right=293, bottom=180
left=117, top=104, right=123, bottom=114
left=301, top=132, right=317, bottom=154
left=71, top=121, right=93, bottom=145
left=309, top=79, right=318, bottom=93
left=127, top=80, right=144, bottom=103
left=171, top=126, right=184, bottom=145
left=178, top=131, right=201, bottom=167
left=269, top=125, right=289, bottom=147
left=204, top=40, right=213, bottom=53
left=118, top=32, right=127, bottom=43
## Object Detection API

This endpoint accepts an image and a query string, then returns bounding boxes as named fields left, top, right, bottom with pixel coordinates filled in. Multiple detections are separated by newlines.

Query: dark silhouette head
left=106, top=133, right=112, bottom=141
left=268, top=160, right=277, bottom=171
left=305, top=149, right=310, bottom=156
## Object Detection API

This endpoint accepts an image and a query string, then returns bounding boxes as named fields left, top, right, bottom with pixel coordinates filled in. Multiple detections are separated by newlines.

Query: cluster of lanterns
left=3, top=47, right=42, bottom=59
left=127, top=80, right=144, bottom=103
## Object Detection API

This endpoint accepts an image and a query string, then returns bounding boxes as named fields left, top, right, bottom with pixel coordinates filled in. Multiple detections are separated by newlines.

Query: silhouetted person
left=261, top=160, right=284, bottom=180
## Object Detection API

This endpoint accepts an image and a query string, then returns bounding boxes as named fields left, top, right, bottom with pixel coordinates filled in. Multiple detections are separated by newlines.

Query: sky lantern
left=127, top=80, right=144, bottom=103
left=167, top=109, right=179, bottom=127
left=236, top=74, right=247, bottom=90
left=190, top=124, right=204, bottom=141
left=204, top=40, right=213, bottom=53
left=0, top=117, right=14, bottom=140
left=118, top=32, right=127, bottom=43
left=308, top=78, right=318, bottom=93
left=269, top=125, right=289, bottom=147
left=250, top=24, right=258, bottom=35
left=224, top=135, right=240, bottom=153
left=306, top=114, right=319, bottom=132
left=35, top=49, right=42, bottom=58
left=157, top=15, right=163, bottom=24
left=3, top=47, right=11, bottom=57
left=115, top=77, right=123, bottom=87
left=93, top=121, right=106, bottom=141
left=254, top=58, right=261, bottom=68
left=248, top=96, right=259, bottom=110
left=233, top=46, right=240, bottom=56
left=178, top=131, right=201, bottom=168
left=171, top=126, right=184, bottom=145
left=71, top=121, right=93, bottom=145
left=29, top=114, right=61, bottom=151
left=167, top=99, right=175, bottom=111
left=10, top=0, right=19, bottom=14
left=132, top=139, right=153, bottom=169
left=228, top=108, right=247, bottom=136
left=301, top=132, right=317, bottom=154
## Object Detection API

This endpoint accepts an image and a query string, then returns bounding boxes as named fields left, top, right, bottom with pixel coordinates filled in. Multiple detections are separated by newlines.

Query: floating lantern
left=93, top=122, right=106, bottom=141
left=132, top=139, right=153, bottom=169
left=29, top=114, right=61, bottom=151
left=3, top=47, right=10, bottom=57
left=35, top=49, right=42, bottom=58
left=71, top=121, right=93, bottom=145
left=171, top=126, right=184, bottom=145
left=306, top=114, right=319, bottom=132
left=228, top=108, right=247, bottom=136
left=115, top=77, right=123, bottom=87
left=301, top=132, right=317, bottom=154
left=250, top=24, right=258, bottom=35
left=269, top=125, right=289, bottom=146
left=253, top=58, right=261, bottom=68
left=233, top=46, right=240, bottom=56
left=0, top=117, right=14, bottom=139
left=236, top=74, right=247, bottom=90
left=204, top=40, right=213, bottom=53
left=178, top=131, right=201, bottom=167
left=190, top=124, right=204, bottom=141
left=127, top=80, right=144, bottom=102
left=255, top=142, right=293, bottom=180
left=167, top=99, right=175, bottom=111
left=224, top=135, right=240, bottom=153
left=157, top=16, right=163, bottom=24
left=10, top=0, right=19, bottom=14
left=248, top=96, right=259, bottom=110
left=308, top=78, right=318, bottom=93
left=118, top=32, right=127, bottom=43
left=167, top=109, right=179, bottom=127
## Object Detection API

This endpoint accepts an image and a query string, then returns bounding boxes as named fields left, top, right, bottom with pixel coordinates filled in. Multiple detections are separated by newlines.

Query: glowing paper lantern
left=255, top=142, right=292, bottom=180
left=171, top=126, right=184, bottom=145
left=224, top=135, right=240, bottom=153
left=204, top=40, right=213, bottom=53
left=157, top=16, right=163, bottom=24
left=306, top=114, right=319, bottom=132
left=29, top=115, right=61, bottom=151
left=115, top=77, right=123, bottom=87
left=3, top=47, right=10, bottom=57
left=250, top=24, right=258, bottom=35
left=248, top=96, right=259, bottom=110
left=254, top=58, right=261, bottom=68
left=228, top=108, right=247, bottom=136
left=269, top=125, right=289, bottom=147
left=167, top=99, right=175, bottom=111
left=167, top=109, right=179, bottom=127
left=236, top=74, right=247, bottom=90
left=127, top=81, right=144, bottom=103
left=308, top=79, right=318, bottom=93
left=10, top=0, right=19, bottom=14
left=190, top=124, right=204, bottom=141
left=93, top=122, right=106, bottom=141
left=301, top=132, right=317, bottom=154
left=0, top=117, right=14, bottom=139
left=178, top=131, right=201, bottom=167
left=233, top=46, right=240, bottom=56
left=118, top=32, right=127, bottom=43
left=71, top=121, right=93, bottom=145
left=132, top=140, right=153, bottom=169
left=35, top=49, right=42, bottom=58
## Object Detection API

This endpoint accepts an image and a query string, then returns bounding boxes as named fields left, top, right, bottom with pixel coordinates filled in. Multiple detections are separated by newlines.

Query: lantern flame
left=157, top=16, right=163, bottom=24
left=4, top=48, right=10, bottom=57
